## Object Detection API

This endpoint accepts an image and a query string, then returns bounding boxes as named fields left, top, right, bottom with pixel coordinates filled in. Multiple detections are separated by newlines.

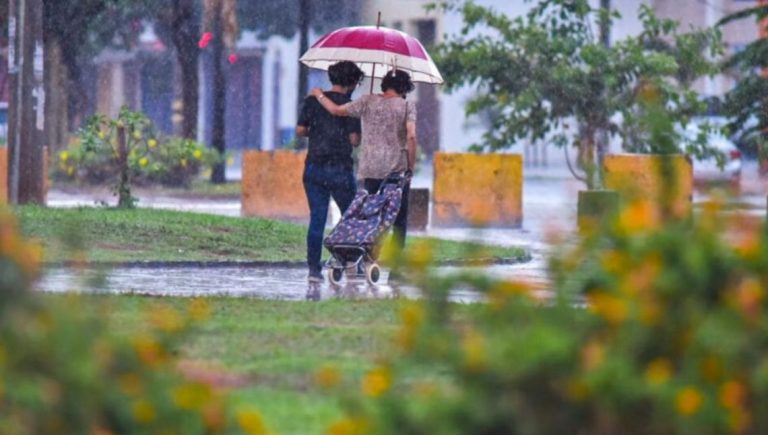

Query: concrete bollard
left=603, top=154, right=693, bottom=223
left=407, top=188, right=429, bottom=231
left=432, top=152, right=523, bottom=228
left=241, top=150, right=309, bottom=222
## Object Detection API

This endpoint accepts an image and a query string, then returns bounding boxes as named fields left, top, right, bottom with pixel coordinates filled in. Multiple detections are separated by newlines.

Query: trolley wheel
left=329, top=267, right=344, bottom=285
left=366, top=263, right=381, bottom=285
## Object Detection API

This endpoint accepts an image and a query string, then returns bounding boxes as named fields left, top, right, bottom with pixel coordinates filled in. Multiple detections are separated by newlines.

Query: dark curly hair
left=328, top=61, right=364, bottom=87
left=381, top=69, right=415, bottom=95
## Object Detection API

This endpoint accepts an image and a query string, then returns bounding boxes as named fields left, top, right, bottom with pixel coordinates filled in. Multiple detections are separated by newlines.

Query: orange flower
left=719, top=381, right=747, bottom=410
left=617, top=200, right=659, bottom=233
left=645, top=358, right=672, bottom=385
left=361, top=366, right=391, bottom=397
left=675, top=386, right=704, bottom=416
left=581, top=340, right=605, bottom=371
left=314, top=365, right=342, bottom=389
left=587, top=291, right=627, bottom=325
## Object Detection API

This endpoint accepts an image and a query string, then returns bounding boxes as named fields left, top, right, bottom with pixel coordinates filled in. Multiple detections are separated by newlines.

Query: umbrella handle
left=369, top=12, right=382, bottom=94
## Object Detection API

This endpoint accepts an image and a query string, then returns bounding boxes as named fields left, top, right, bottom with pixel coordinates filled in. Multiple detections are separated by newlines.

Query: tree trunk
left=44, top=35, right=68, bottom=152
left=209, top=0, right=226, bottom=183
left=171, top=0, right=199, bottom=140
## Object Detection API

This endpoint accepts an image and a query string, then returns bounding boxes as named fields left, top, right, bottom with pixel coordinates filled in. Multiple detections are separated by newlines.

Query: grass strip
left=16, top=206, right=529, bottom=263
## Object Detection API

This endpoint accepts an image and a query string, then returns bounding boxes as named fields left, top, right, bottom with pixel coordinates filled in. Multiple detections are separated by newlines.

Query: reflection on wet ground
left=35, top=260, right=547, bottom=303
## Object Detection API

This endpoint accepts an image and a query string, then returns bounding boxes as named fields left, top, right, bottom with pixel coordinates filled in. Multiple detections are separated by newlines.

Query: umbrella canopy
left=299, top=25, right=444, bottom=85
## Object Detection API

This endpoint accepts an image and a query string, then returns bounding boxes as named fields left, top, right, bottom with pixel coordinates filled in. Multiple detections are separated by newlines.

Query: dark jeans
left=303, top=163, right=357, bottom=273
left=363, top=178, right=410, bottom=250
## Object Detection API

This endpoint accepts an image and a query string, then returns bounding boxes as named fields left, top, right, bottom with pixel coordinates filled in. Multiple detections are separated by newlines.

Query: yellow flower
left=406, top=239, right=434, bottom=271
left=132, top=130, right=142, bottom=140
left=139, top=157, right=149, bottom=167
left=148, top=138, right=158, bottom=148
left=173, top=383, right=211, bottom=410
left=644, top=358, right=672, bottom=385
left=462, top=330, right=488, bottom=373
left=314, top=365, right=342, bottom=389
left=187, top=299, right=211, bottom=321
left=58, top=150, right=69, bottom=162
left=149, top=306, right=184, bottom=332
left=193, top=149, right=203, bottom=160
left=132, top=399, right=156, bottom=424
left=236, top=408, right=268, bottom=435
left=98, top=131, right=106, bottom=140
left=328, top=418, right=368, bottom=435
left=361, top=366, right=391, bottom=397
left=395, top=303, right=424, bottom=351
left=675, top=386, right=704, bottom=416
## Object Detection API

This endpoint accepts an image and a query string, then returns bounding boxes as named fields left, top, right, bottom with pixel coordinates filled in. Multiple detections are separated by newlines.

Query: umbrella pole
left=369, top=11, right=381, bottom=94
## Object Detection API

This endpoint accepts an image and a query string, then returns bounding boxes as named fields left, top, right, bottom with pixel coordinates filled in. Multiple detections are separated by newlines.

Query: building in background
left=16, top=1, right=760, bottom=157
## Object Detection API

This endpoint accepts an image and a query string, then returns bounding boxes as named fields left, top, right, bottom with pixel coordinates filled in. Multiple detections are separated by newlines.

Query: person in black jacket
left=296, top=61, right=364, bottom=282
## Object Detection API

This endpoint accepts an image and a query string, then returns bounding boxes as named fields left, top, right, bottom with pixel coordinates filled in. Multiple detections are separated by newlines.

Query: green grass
left=79, top=295, right=403, bottom=435
left=16, top=206, right=529, bottom=263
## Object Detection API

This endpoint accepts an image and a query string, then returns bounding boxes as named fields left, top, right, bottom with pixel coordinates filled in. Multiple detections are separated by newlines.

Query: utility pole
left=296, top=0, right=311, bottom=121
left=7, top=0, right=45, bottom=205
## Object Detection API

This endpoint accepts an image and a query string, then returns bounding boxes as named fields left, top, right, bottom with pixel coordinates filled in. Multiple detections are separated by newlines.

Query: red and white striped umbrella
left=299, top=25, right=444, bottom=85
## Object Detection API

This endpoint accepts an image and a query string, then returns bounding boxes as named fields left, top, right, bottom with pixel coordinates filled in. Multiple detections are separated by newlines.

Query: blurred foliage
left=431, top=0, right=723, bottom=189
left=325, top=90, right=768, bottom=435
left=0, top=208, right=266, bottom=433
left=718, top=5, right=768, bottom=164
left=54, top=107, right=220, bottom=207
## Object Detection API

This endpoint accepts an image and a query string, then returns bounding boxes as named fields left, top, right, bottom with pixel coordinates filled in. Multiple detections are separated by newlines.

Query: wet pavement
left=36, top=263, right=543, bottom=302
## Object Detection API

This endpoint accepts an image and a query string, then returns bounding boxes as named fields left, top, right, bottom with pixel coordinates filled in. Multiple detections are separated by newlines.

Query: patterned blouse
left=345, top=94, right=417, bottom=179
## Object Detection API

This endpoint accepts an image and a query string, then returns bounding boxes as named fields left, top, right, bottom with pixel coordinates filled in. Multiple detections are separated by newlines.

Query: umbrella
left=299, top=25, right=444, bottom=85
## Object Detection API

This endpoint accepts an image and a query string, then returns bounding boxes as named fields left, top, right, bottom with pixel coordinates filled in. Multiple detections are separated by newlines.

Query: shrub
left=331, top=182, right=768, bottom=434
left=55, top=107, right=220, bottom=207
left=0, top=208, right=266, bottom=433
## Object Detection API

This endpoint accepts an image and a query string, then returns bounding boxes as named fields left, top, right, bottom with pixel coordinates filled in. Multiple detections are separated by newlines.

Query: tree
left=433, top=0, right=722, bottom=189
left=42, top=0, right=147, bottom=151
left=718, top=4, right=768, bottom=171
left=145, top=0, right=202, bottom=141
left=237, top=0, right=360, bottom=117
